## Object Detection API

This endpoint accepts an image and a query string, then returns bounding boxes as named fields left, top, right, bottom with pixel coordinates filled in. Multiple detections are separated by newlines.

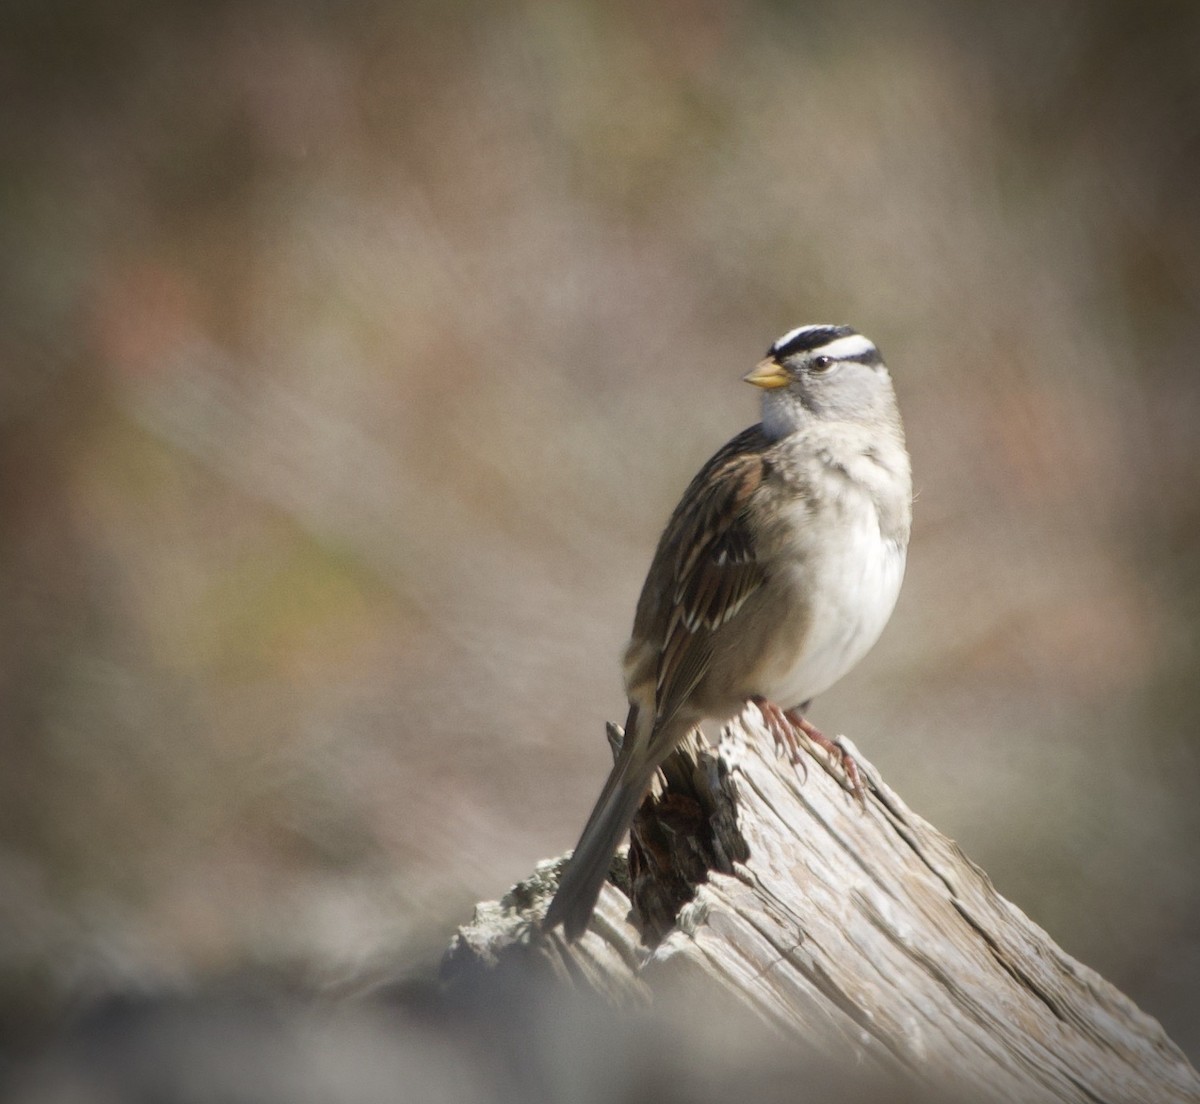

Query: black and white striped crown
left=769, top=324, right=882, bottom=367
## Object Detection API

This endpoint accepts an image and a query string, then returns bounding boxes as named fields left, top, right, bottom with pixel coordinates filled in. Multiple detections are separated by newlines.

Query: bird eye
left=812, top=355, right=834, bottom=371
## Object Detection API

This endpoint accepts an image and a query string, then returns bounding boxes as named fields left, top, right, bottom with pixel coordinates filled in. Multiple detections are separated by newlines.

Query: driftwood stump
left=444, top=713, right=1200, bottom=1104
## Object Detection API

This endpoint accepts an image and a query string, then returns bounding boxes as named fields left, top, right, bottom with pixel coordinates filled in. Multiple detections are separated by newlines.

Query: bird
left=542, top=324, right=912, bottom=941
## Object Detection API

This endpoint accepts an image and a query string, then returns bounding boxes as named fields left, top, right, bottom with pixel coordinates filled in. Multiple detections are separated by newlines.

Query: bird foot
left=786, top=708, right=865, bottom=803
left=750, top=697, right=864, bottom=803
left=752, top=696, right=808, bottom=782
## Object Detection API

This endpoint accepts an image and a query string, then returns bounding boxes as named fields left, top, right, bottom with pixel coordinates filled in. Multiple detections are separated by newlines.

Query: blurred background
left=2, top=0, right=1199, bottom=1076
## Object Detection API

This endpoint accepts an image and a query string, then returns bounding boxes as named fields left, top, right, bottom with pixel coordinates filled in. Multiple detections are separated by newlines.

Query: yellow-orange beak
left=742, top=357, right=790, bottom=390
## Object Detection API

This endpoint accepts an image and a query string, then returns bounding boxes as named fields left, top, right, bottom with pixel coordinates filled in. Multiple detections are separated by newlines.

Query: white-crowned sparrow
left=543, top=324, right=913, bottom=941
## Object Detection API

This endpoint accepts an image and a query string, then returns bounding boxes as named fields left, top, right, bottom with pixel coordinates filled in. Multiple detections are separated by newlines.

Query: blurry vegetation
left=1, top=0, right=1198, bottom=1061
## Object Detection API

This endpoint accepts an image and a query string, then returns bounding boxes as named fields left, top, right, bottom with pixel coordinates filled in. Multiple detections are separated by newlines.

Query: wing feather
left=632, top=425, right=772, bottom=727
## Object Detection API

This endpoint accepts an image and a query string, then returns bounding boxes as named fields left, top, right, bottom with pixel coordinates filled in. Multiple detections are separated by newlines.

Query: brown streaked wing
left=648, top=426, right=770, bottom=727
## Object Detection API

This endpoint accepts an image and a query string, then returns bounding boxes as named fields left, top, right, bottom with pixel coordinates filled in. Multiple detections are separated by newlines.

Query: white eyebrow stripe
left=774, top=324, right=814, bottom=348
left=814, top=333, right=876, bottom=360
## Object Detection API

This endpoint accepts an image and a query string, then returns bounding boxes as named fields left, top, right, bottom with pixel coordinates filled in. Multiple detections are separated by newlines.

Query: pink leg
left=750, top=696, right=808, bottom=781
left=784, top=708, right=865, bottom=803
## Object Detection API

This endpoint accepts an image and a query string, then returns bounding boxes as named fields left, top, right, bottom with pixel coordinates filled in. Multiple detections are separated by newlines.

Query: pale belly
left=758, top=509, right=906, bottom=709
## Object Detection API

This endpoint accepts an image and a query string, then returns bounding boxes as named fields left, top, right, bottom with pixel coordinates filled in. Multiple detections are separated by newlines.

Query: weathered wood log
left=443, top=713, right=1200, bottom=1104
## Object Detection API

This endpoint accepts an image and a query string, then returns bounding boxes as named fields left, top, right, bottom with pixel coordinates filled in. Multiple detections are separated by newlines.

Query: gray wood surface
left=444, top=714, right=1200, bottom=1103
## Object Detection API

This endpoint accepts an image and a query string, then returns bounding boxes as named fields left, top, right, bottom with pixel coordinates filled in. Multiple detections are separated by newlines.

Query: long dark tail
left=544, top=709, right=655, bottom=941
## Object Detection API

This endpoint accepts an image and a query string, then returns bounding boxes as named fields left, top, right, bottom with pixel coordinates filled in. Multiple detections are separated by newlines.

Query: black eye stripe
left=810, top=349, right=882, bottom=370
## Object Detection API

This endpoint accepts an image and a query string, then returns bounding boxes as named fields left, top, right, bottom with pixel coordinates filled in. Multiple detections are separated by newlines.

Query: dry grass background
left=2, top=0, right=1199, bottom=1071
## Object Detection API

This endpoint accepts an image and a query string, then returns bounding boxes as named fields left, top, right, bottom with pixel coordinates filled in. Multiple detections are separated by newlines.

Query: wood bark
left=443, top=714, right=1200, bottom=1104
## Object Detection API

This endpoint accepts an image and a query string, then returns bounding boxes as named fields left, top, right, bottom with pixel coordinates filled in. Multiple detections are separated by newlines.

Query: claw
left=749, top=697, right=865, bottom=800
left=784, top=709, right=866, bottom=804
left=750, top=696, right=808, bottom=781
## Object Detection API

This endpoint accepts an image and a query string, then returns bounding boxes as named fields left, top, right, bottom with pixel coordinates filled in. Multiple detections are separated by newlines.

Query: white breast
left=760, top=496, right=907, bottom=709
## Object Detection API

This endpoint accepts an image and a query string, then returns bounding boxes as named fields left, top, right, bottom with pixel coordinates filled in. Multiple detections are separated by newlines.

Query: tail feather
left=543, top=761, right=652, bottom=940
left=544, top=705, right=660, bottom=940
